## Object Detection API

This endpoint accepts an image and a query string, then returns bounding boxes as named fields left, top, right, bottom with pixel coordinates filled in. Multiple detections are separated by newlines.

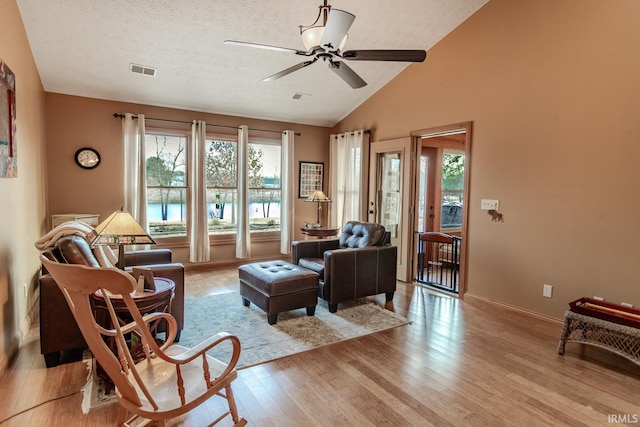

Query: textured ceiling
left=16, top=0, right=488, bottom=127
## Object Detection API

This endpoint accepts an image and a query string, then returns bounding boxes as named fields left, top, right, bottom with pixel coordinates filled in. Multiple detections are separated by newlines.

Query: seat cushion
left=298, top=257, right=324, bottom=280
left=339, top=221, right=386, bottom=248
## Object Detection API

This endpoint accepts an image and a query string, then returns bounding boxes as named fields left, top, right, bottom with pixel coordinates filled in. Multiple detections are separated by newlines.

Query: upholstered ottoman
left=238, top=261, right=319, bottom=325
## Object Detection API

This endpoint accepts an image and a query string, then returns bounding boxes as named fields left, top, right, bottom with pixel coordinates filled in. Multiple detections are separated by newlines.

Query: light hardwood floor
left=1, top=267, right=639, bottom=426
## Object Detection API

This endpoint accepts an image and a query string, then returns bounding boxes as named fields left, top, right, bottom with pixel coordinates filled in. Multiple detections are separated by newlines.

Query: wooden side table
left=300, top=226, right=340, bottom=239
left=92, top=277, right=175, bottom=330
left=92, top=277, right=175, bottom=391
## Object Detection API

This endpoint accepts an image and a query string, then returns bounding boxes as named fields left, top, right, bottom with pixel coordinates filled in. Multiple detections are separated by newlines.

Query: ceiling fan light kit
left=224, top=1, right=426, bottom=89
left=301, top=26, right=348, bottom=52
left=299, top=0, right=343, bottom=52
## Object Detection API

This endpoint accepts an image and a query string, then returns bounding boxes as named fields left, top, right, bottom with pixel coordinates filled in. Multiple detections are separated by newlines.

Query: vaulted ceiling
left=17, top=0, right=488, bottom=127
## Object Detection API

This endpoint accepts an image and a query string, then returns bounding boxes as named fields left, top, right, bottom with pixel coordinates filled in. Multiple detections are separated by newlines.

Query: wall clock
left=74, top=147, right=101, bottom=169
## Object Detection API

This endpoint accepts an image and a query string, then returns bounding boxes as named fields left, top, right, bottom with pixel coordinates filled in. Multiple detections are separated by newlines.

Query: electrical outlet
left=480, top=199, right=499, bottom=210
left=543, top=284, right=553, bottom=298
left=621, top=302, right=634, bottom=308
left=593, top=296, right=604, bottom=301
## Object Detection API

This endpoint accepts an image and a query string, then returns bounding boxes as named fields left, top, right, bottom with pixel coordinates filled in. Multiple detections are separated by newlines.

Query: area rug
left=180, top=292, right=410, bottom=368
left=84, top=292, right=409, bottom=409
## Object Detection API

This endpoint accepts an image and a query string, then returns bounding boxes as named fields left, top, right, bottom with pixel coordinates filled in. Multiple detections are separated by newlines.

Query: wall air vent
left=130, top=63, right=157, bottom=77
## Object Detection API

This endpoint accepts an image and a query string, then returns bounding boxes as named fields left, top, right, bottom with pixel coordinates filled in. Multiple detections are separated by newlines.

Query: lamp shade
left=306, top=190, right=332, bottom=203
left=87, top=209, right=156, bottom=246
left=301, top=26, right=324, bottom=51
left=300, top=26, right=348, bottom=52
left=306, top=190, right=332, bottom=225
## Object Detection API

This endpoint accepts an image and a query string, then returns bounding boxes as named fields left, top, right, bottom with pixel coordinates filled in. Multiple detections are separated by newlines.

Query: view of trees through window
left=205, top=139, right=281, bottom=234
left=145, top=132, right=281, bottom=238
left=146, top=134, right=187, bottom=237
left=441, top=152, right=464, bottom=229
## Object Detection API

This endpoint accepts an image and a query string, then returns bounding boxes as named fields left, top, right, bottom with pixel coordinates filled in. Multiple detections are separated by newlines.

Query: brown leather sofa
left=39, top=235, right=185, bottom=367
left=291, top=221, right=397, bottom=312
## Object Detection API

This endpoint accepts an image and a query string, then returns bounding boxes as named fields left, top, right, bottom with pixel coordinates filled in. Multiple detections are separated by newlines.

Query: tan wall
left=45, top=94, right=331, bottom=265
left=334, top=0, right=640, bottom=319
left=0, top=0, right=48, bottom=370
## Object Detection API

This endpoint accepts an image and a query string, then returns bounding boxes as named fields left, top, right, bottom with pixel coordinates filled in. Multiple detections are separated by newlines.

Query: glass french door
left=368, top=138, right=414, bottom=282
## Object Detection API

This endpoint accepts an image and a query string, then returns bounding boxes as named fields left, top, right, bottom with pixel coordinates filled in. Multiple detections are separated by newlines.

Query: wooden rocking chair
left=41, top=256, right=247, bottom=427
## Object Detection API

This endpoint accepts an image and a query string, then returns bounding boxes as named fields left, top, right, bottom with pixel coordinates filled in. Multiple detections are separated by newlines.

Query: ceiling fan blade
left=320, top=9, right=355, bottom=50
left=224, top=40, right=307, bottom=56
left=329, top=61, right=367, bottom=89
left=342, top=49, right=427, bottom=62
left=263, top=59, right=317, bottom=82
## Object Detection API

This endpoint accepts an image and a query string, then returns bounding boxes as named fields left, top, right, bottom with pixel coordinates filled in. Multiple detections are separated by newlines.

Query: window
left=440, top=151, right=464, bottom=230
left=145, top=130, right=281, bottom=239
left=145, top=132, right=187, bottom=237
left=247, top=141, right=281, bottom=233
left=205, top=137, right=237, bottom=234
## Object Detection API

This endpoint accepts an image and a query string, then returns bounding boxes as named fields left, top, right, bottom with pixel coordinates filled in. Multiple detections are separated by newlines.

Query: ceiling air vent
left=292, top=92, right=311, bottom=100
left=130, top=63, right=157, bottom=77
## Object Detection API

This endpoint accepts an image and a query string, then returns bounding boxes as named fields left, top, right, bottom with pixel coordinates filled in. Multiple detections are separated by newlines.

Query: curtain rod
left=113, top=113, right=301, bottom=136
left=334, top=129, right=371, bottom=136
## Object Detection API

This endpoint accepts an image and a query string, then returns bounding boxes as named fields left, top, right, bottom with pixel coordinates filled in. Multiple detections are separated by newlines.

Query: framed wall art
left=298, top=161, right=323, bottom=198
left=0, top=58, right=16, bottom=178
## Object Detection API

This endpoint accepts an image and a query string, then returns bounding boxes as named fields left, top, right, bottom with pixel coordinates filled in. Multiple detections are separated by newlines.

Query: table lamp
left=87, top=207, right=156, bottom=270
left=306, top=190, right=332, bottom=225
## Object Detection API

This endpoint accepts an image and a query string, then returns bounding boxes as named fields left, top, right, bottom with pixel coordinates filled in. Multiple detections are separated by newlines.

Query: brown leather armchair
left=291, top=221, right=397, bottom=312
left=39, top=235, right=185, bottom=367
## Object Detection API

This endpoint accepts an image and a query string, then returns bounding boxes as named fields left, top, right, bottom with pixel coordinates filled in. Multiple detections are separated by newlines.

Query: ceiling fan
left=224, top=1, right=427, bottom=89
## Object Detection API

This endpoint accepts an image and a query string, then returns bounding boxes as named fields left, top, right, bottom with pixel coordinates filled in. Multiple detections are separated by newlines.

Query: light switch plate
left=481, top=199, right=499, bottom=210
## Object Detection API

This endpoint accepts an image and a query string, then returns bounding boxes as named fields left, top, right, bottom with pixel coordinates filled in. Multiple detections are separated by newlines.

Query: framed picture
left=132, top=267, right=156, bottom=291
left=299, top=161, right=324, bottom=198
left=0, top=58, right=16, bottom=178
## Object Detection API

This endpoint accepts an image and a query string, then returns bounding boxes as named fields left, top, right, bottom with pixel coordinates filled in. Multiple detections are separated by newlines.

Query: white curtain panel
left=360, top=130, right=370, bottom=218
left=189, top=120, right=210, bottom=262
left=329, top=129, right=369, bottom=226
left=236, top=125, right=250, bottom=258
left=280, top=130, right=295, bottom=254
left=123, top=113, right=148, bottom=253
left=123, top=113, right=147, bottom=226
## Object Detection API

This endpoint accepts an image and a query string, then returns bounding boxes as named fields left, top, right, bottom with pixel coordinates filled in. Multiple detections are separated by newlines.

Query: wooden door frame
left=411, top=122, right=472, bottom=297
